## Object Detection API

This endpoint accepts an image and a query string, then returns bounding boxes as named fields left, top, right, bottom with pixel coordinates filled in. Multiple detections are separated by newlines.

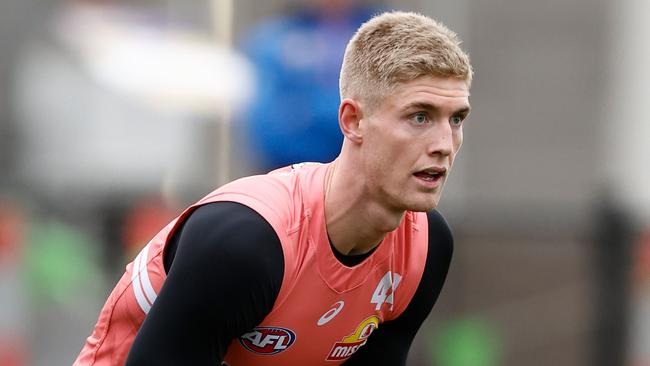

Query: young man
left=74, top=11, right=472, bottom=366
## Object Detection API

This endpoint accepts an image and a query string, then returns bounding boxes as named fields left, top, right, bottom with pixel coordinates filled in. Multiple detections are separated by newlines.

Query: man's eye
left=411, top=113, right=428, bottom=125
left=450, top=116, right=464, bottom=126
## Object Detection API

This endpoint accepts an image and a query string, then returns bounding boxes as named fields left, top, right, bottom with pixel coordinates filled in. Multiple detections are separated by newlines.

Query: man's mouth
left=413, top=168, right=447, bottom=182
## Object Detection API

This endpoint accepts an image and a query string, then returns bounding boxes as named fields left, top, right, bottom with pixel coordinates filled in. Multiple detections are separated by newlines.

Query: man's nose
left=427, top=120, right=453, bottom=156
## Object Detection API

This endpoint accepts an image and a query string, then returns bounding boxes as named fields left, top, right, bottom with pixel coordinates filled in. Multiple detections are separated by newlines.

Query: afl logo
left=239, top=327, right=296, bottom=355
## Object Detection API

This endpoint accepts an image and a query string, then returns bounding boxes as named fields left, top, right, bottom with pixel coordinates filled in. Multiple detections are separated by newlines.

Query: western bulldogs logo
left=239, top=327, right=296, bottom=355
left=326, top=316, right=380, bottom=361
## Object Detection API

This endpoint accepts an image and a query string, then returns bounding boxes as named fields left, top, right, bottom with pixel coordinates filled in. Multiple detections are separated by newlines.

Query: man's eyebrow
left=399, top=102, right=439, bottom=113
left=400, top=102, right=471, bottom=115
left=455, top=106, right=471, bottom=116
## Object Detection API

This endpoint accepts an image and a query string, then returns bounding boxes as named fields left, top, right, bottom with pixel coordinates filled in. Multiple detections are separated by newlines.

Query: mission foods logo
left=326, top=316, right=380, bottom=361
left=239, top=326, right=296, bottom=355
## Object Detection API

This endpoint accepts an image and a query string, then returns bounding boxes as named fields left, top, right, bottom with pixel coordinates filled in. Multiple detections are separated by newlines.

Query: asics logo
left=317, top=301, right=345, bottom=326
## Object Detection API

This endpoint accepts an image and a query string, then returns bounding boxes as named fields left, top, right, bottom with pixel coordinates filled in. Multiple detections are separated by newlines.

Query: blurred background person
left=238, top=0, right=380, bottom=172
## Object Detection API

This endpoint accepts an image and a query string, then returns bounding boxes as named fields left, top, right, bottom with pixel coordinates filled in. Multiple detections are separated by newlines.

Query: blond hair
left=339, top=11, right=473, bottom=109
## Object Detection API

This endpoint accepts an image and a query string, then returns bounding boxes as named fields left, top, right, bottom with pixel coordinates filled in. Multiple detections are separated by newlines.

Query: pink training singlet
left=74, top=162, right=428, bottom=365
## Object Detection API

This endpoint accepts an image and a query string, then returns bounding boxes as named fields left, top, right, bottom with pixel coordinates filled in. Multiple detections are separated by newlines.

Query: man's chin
left=406, top=198, right=439, bottom=212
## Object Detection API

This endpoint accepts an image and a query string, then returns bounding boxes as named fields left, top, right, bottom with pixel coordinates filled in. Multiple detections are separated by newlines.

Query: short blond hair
left=340, top=11, right=473, bottom=109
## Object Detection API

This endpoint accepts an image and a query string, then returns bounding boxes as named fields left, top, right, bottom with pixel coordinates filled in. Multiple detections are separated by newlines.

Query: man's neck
left=324, top=159, right=406, bottom=255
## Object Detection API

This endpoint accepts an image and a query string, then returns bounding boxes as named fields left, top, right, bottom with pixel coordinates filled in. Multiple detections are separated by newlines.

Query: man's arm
left=343, top=210, right=454, bottom=365
left=125, top=202, right=284, bottom=365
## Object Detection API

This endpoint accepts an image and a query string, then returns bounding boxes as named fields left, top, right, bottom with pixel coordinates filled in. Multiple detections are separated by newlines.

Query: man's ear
left=339, top=98, right=364, bottom=143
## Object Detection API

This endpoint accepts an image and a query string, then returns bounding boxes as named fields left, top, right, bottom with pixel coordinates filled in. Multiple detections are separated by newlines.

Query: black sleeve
left=125, top=202, right=284, bottom=365
left=343, top=210, right=454, bottom=365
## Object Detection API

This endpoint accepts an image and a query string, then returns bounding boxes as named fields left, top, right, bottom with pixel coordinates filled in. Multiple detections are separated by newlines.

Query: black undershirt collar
left=329, top=242, right=376, bottom=267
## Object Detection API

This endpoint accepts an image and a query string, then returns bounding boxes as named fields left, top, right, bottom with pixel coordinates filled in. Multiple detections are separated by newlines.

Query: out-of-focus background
left=0, top=0, right=648, bottom=365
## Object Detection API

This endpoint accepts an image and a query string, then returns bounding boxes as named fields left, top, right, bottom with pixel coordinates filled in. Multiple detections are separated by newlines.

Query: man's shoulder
left=197, top=163, right=327, bottom=231
left=424, top=209, right=454, bottom=256
left=425, top=209, right=450, bottom=229
left=408, top=209, right=452, bottom=236
left=222, top=162, right=323, bottom=198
